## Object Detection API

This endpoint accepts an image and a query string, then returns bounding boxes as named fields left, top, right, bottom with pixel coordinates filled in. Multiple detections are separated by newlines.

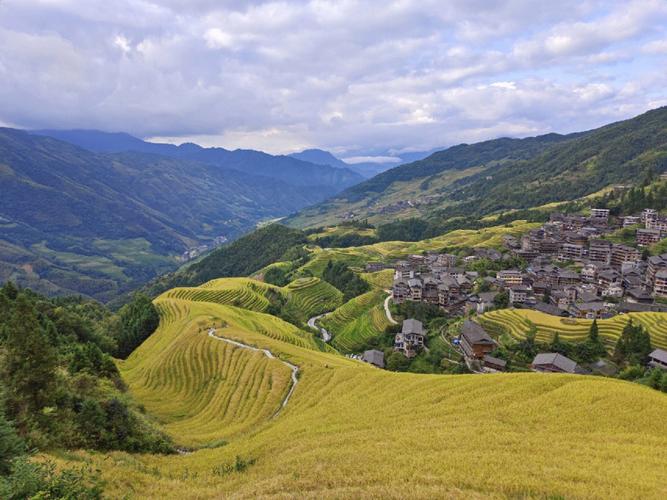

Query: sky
left=1, top=0, right=667, bottom=161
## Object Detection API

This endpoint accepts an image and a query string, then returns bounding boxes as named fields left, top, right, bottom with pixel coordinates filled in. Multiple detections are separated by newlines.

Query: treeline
left=593, top=176, right=667, bottom=215
left=322, top=260, right=369, bottom=301
left=0, top=283, right=171, bottom=472
left=136, top=224, right=307, bottom=300
left=312, top=233, right=378, bottom=248
left=374, top=209, right=549, bottom=243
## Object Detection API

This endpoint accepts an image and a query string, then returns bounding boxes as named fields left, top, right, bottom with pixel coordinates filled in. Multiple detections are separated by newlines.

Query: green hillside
left=289, top=107, right=667, bottom=229
left=0, top=129, right=359, bottom=301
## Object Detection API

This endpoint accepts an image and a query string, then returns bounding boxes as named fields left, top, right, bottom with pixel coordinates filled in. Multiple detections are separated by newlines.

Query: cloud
left=342, top=156, right=402, bottom=165
left=0, top=0, right=666, bottom=155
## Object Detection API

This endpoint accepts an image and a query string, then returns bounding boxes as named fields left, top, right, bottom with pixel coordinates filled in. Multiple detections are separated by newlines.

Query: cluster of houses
left=359, top=315, right=667, bottom=377
left=390, top=250, right=492, bottom=315
left=178, top=235, right=228, bottom=262
left=364, top=206, right=667, bottom=373
left=500, top=208, right=667, bottom=318
left=389, top=207, right=667, bottom=324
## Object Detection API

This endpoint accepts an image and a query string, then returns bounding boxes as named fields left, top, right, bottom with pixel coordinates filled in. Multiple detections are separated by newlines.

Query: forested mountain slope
left=0, top=130, right=349, bottom=301
left=33, top=129, right=364, bottom=189
left=289, top=107, right=667, bottom=228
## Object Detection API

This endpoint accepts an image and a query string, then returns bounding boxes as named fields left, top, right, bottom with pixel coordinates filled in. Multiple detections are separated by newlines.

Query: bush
left=113, top=294, right=160, bottom=359
left=0, top=458, right=103, bottom=500
left=321, top=261, right=369, bottom=301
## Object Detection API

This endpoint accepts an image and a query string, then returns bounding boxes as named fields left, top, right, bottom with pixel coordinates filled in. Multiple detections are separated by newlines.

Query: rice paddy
left=480, top=308, right=667, bottom=350
left=161, top=276, right=343, bottom=322
left=320, top=288, right=391, bottom=352
left=57, top=242, right=667, bottom=498
left=299, top=220, right=539, bottom=276
left=283, top=277, right=343, bottom=319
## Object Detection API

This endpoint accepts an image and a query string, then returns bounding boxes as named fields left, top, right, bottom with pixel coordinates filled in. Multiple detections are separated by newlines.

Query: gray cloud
left=0, top=0, right=666, bottom=155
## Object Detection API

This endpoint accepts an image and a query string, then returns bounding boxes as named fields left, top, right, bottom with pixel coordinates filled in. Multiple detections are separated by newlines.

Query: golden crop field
left=57, top=289, right=667, bottom=499
left=480, top=308, right=667, bottom=349
left=161, top=276, right=343, bottom=323
left=320, top=288, right=391, bottom=352
left=298, top=220, right=539, bottom=276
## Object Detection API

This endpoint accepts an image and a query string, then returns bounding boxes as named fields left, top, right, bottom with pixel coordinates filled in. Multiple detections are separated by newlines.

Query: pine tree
left=0, top=410, right=24, bottom=475
left=1, top=295, right=58, bottom=424
left=589, top=319, right=599, bottom=342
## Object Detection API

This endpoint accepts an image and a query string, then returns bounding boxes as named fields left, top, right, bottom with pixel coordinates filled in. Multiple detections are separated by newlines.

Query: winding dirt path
left=307, top=312, right=332, bottom=342
left=383, top=291, right=398, bottom=325
left=207, top=329, right=299, bottom=417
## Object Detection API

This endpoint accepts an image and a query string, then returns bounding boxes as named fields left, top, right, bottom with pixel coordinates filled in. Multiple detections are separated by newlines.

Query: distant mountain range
left=288, top=148, right=436, bottom=178
left=0, top=129, right=363, bottom=301
left=288, top=107, right=667, bottom=229
left=34, top=129, right=364, bottom=188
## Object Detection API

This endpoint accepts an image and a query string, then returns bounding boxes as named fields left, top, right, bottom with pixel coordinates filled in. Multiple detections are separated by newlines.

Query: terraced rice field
left=283, top=277, right=343, bottom=319
left=320, top=289, right=391, bottom=352
left=161, top=276, right=343, bottom=323
left=69, top=287, right=667, bottom=498
left=121, top=297, right=337, bottom=448
left=162, top=278, right=275, bottom=312
left=360, top=269, right=394, bottom=290
left=299, top=220, right=539, bottom=276
left=480, top=308, right=667, bottom=350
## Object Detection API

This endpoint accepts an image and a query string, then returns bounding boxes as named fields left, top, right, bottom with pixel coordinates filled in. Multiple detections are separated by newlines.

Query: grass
left=480, top=308, right=667, bottom=350
left=60, top=291, right=667, bottom=498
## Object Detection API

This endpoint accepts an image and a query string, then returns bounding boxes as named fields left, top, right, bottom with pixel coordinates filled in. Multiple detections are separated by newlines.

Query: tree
left=1, top=295, right=58, bottom=425
left=589, top=320, right=599, bottom=343
left=549, top=332, right=570, bottom=356
left=385, top=351, right=410, bottom=371
left=614, top=320, right=652, bottom=365
left=263, top=267, right=289, bottom=286
left=493, top=290, right=509, bottom=309
left=647, top=368, right=663, bottom=390
left=0, top=410, right=24, bottom=475
left=113, top=294, right=160, bottom=359
left=321, top=260, right=369, bottom=301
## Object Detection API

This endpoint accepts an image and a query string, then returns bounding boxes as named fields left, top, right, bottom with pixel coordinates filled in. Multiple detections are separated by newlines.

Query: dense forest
left=0, top=282, right=171, bottom=497
left=136, top=224, right=308, bottom=300
left=321, top=260, right=370, bottom=301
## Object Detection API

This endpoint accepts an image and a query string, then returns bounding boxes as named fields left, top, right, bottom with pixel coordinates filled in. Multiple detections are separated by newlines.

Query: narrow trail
left=383, top=291, right=398, bottom=325
left=207, top=328, right=299, bottom=418
left=307, top=312, right=333, bottom=342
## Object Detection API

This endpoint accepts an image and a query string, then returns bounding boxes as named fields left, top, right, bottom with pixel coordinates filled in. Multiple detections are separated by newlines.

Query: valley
left=2, top=108, right=667, bottom=499
left=5, top=4, right=667, bottom=498
left=0, top=129, right=361, bottom=301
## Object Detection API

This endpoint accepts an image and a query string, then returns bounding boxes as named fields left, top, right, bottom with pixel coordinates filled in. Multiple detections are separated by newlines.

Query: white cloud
left=342, top=156, right=401, bottom=165
left=113, top=34, right=131, bottom=53
left=0, top=0, right=665, bottom=155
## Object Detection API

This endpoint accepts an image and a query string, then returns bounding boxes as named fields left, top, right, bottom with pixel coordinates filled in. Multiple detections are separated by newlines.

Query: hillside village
left=357, top=205, right=667, bottom=377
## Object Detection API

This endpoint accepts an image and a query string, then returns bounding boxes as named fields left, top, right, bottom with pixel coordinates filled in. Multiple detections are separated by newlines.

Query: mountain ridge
left=32, top=129, right=364, bottom=188
left=0, top=129, right=360, bottom=301
left=288, top=107, right=667, bottom=228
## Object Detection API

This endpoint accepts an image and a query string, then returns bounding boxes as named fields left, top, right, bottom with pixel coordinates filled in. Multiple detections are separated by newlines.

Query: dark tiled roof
left=649, top=349, right=667, bottom=364
left=483, top=355, right=507, bottom=368
left=402, top=319, right=424, bottom=335
left=532, top=352, right=578, bottom=373
left=461, top=320, right=494, bottom=345
left=362, top=349, right=385, bottom=368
